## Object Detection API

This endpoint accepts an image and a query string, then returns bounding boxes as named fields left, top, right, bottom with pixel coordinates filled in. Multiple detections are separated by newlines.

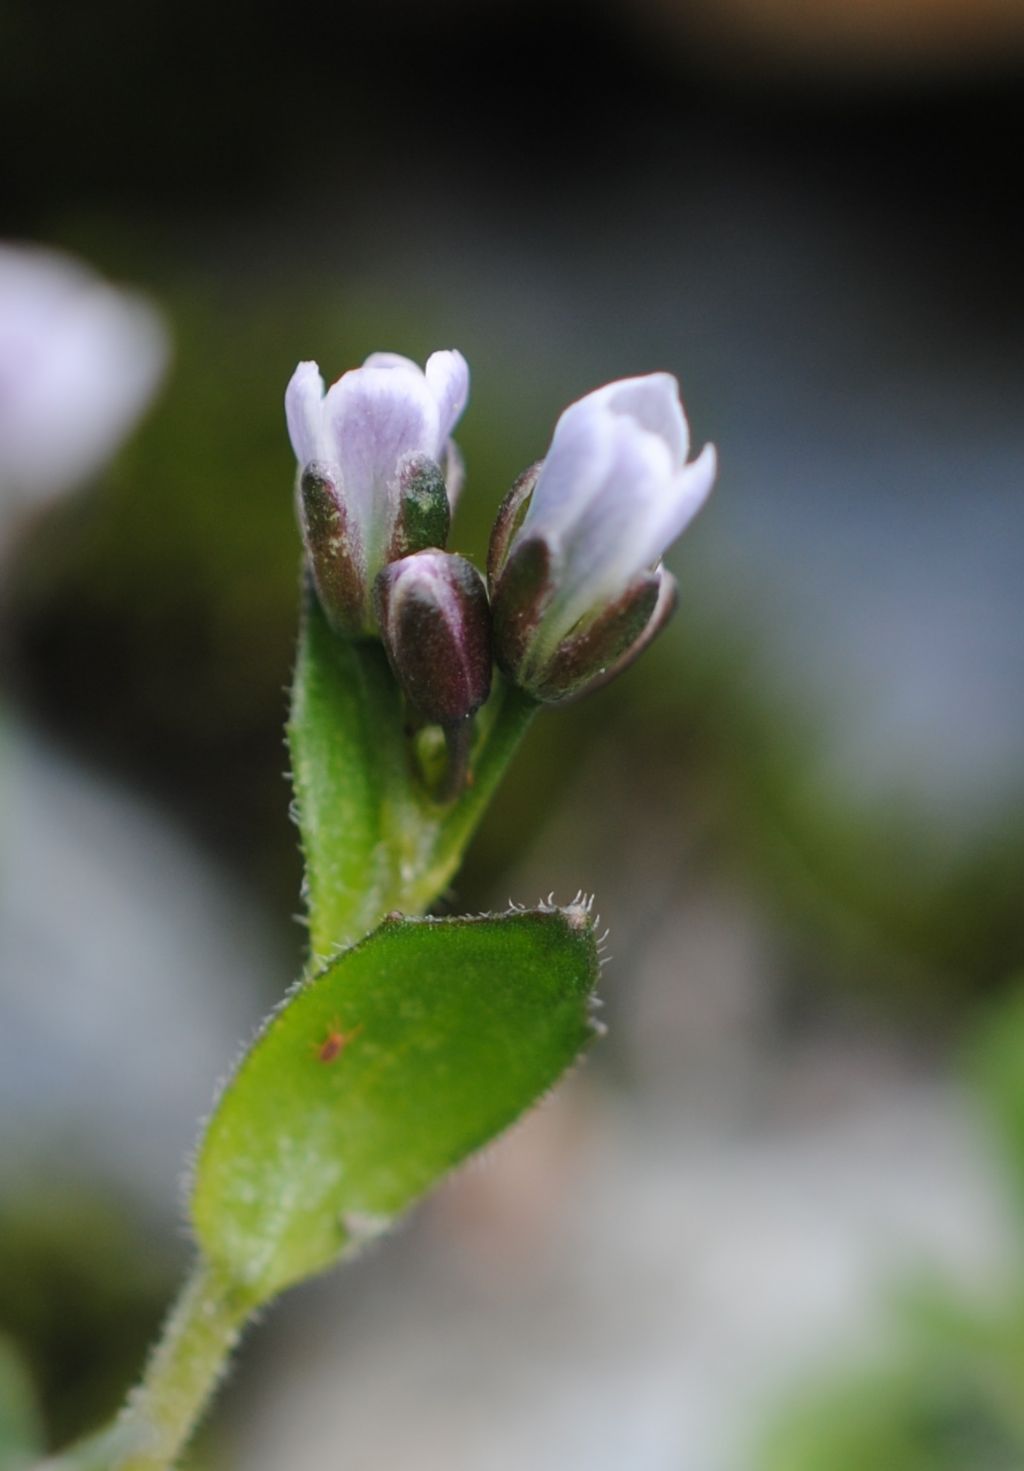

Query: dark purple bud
left=298, top=462, right=366, bottom=636
left=374, top=551, right=492, bottom=726
left=387, top=453, right=451, bottom=562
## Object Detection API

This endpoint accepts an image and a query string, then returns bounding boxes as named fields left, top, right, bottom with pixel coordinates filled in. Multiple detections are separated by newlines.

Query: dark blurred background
left=2, top=2, right=1023, bottom=1467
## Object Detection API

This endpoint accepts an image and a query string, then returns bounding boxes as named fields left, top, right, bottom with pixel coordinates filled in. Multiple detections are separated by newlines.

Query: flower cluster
left=286, top=350, right=716, bottom=779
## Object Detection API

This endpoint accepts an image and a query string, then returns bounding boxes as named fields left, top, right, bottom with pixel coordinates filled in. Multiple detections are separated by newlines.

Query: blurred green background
left=1, top=1, right=1023, bottom=1466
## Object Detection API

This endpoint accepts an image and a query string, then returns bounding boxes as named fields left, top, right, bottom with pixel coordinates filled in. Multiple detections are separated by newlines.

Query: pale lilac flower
left=489, top=373, right=717, bottom=702
left=285, top=350, right=469, bottom=635
left=0, top=243, right=169, bottom=535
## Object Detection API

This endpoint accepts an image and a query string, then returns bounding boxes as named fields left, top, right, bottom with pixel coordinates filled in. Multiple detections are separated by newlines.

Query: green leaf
left=288, top=592, right=536, bottom=961
left=192, top=906, right=600, bottom=1305
left=287, top=590, right=413, bottom=957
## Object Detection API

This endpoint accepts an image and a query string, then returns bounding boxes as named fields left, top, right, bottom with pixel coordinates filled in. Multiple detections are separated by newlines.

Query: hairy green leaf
left=287, top=590, right=412, bottom=958
left=192, top=906, right=600, bottom=1304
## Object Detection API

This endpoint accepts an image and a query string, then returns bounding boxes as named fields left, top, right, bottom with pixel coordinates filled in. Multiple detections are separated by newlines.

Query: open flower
left=286, top=350, right=469, bottom=636
left=488, top=373, right=716, bottom=702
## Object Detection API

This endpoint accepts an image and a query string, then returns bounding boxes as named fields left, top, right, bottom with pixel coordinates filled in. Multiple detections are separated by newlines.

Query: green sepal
left=191, top=906, right=601, bottom=1305
left=388, top=453, right=451, bottom=561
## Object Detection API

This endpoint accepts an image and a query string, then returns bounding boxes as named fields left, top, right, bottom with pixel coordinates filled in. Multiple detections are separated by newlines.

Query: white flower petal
left=324, top=363, right=440, bottom=558
left=541, top=419, right=678, bottom=640
left=520, top=395, right=621, bottom=541
left=425, top=350, right=470, bottom=448
left=628, top=441, right=717, bottom=572
left=578, top=372, right=689, bottom=465
left=361, top=351, right=422, bottom=374
left=443, top=438, right=466, bottom=512
left=284, top=361, right=326, bottom=467
left=521, top=373, right=684, bottom=547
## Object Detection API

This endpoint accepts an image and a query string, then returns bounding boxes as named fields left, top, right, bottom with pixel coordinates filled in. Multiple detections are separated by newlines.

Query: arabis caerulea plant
left=41, top=351, right=715, bottom=1471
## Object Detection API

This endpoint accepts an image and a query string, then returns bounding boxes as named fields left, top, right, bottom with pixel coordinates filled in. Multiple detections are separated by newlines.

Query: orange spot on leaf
left=314, top=1019, right=363, bottom=1064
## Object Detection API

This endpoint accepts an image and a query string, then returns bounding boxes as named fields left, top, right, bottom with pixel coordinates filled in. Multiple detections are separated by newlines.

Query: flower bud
left=286, top=350, right=468, bottom=636
left=374, top=550, right=492, bottom=727
left=489, top=373, right=716, bottom=702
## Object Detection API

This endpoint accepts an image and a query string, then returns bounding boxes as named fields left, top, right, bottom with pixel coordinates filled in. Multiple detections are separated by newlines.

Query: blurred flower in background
left=0, top=246, right=265, bottom=1456
left=0, top=243, right=168, bottom=549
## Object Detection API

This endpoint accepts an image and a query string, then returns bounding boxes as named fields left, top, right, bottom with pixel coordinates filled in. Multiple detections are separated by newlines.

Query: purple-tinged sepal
left=488, top=532, right=554, bottom=684
left=374, top=550, right=492, bottom=728
left=547, top=570, right=678, bottom=703
left=298, top=462, right=366, bottom=637
left=487, top=461, right=543, bottom=586
left=488, top=372, right=715, bottom=703
left=530, top=570, right=663, bottom=703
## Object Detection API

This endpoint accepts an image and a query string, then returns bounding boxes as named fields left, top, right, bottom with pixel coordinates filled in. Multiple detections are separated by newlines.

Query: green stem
left=435, top=717, right=474, bottom=804
left=40, top=1263, right=249, bottom=1471
left=448, top=677, right=538, bottom=842
left=397, top=677, right=537, bottom=915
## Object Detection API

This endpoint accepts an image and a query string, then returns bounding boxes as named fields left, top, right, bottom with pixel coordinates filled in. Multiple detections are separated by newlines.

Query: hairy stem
left=404, top=677, right=538, bottom=911
left=38, top=1263, right=249, bottom=1471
